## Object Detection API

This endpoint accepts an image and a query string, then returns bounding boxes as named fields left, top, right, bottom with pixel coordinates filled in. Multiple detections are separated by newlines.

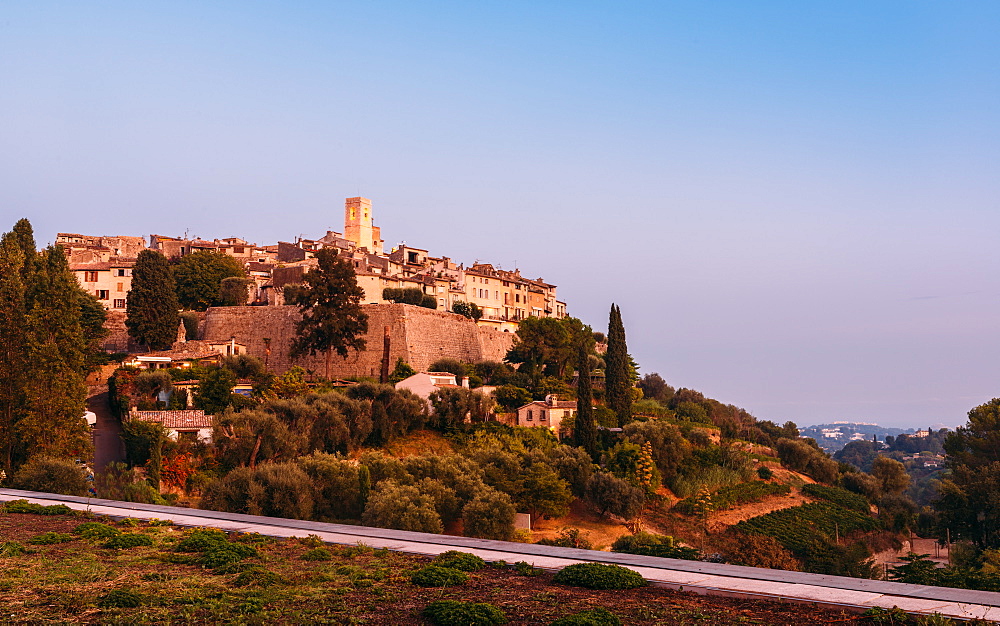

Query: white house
left=395, top=372, right=468, bottom=401
left=128, top=410, right=213, bottom=443
left=515, top=395, right=576, bottom=433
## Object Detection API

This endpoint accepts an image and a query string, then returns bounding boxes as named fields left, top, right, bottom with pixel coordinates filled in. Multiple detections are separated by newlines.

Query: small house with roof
left=516, top=395, right=576, bottom=433
left=128, top=409, right=213, bottom=443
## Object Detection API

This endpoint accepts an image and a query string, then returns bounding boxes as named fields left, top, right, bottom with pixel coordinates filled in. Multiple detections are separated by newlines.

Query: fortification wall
left=199, top=304, right=515, bottom=377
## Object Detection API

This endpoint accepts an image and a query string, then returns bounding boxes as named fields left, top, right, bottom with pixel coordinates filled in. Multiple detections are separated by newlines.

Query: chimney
left=545, top=394, right=556, bottom=406
left=460, top=376, right=470, bottom=389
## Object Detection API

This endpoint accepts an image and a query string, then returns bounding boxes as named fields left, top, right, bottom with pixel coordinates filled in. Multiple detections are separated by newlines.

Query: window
left=526, top=410, right=533, bottom=421
left=495, top=291, right=499, bottom=300
left=96, top=290, right=109, bottom=300
left=117, top=282, right=124, bottom=292
left=233, top=246, right=245, bottom=254
left=84, top=271, right=98, bottom=282
left=113, top=299, right=126, bottom=309
left=540, top=411, right=547, bottom=421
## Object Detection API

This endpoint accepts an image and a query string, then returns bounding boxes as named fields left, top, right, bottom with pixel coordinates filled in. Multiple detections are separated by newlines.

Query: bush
left=722, top=532, right=800, bottom=571
left=233, top=567, right=284, bottom=587
left=11, top=457, right=88, bottom=497
left=432, top=550, right=486, bottom=572
left=175, top=529, right=229, bottom=552
left=75, top=522, right=121, bottom=540
left=552, top=563, right=646, bottom=590
left=3, top=499, right=72, bottom=515
left=201, top=543, right=259, bottom=568
left=410, top=565, right=470, bottom=587
left=422, top=600, right=507, bottom=625
left=463, top=490, right=517, bottom=541
left=0, top=541, right=28, bottom=556
left=585, top=472, right=644, bottom=520
left=97, top=589, right=143, bottom=608
left=302, top=547, right=333, bottom=561
left=551, top=608, right=623, bottom=626
left=362, top=480, right=443, bottom=534
left=536, top=528, right=593, bottom=550
left=757, top=466, right=773, bottom=480
left=104, top=533, right=155, bottom=550
left=610, top=532, right=702, bottom=561
left=27, top=532, right=74, bottom=545
left=674, top=481, right=790, bottom=515
left=801, top=483, right=871, bottom=512
left=201, top=462, right=314, bottom=520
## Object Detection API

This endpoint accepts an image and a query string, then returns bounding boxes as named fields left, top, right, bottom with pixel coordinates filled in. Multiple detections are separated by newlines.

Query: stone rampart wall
left=199, top=304, right=515, bottom=377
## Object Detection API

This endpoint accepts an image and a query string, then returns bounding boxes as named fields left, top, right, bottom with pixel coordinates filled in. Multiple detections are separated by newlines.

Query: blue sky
left=3, top=2, right=998, bottom=428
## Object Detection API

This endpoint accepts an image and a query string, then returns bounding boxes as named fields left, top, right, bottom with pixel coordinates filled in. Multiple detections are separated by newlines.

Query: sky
left=2, top=1, right=998, bottom=429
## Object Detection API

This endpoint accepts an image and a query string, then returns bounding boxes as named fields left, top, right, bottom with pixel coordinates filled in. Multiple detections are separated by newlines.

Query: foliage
left=11, top=456, right=88, bottom=496
left=288, top=248, right=368, bottom=378
left=410, top=565, right=470, bottom=587
left=574, top=341, right=598, bottom=461
left=506, top=316, right=590, bottom=379
left=451, top=301, right=483, bottom=321
left=432, top=550, right=486, bottom=571
left=757, top=466, right=773, bottom=480
left=604, top=304, right=632, bottom=426
left=735, top=502, right=881, bottom=557
left=2, top=499, right=72, bottom=515
left=302, top=547, right=333, bottom=561
left=104, top=533, right=155, bottom=549
left=536, top=528, right=593, bottom=550
left=201, top=542, right=260, bottom=568
left=872, top=456, right=910, bottom=496
left=175, top=529, right=229, bottom=552
left=383, top=287, right=437, bottom=309
left=75, top=522, right=121, bottom=540
left=179, top=310, right=200, bottom=340
left=98, top=589, right=144, bottom=608
left=493, top=385, right=532, bottom=412
left=462, top=490, right=517, bottom=541
left=233, top=567, right=284, bottom=587
left=550, top=608, right=622, bottom=626
left=127, top=249, right=181, bottom=350
left=0, top=541, right=28, bottom=556
left=674, top=481, right=790, bottom=515
left=173, top=250, right=245, bottom=311
left=121, top=420, right=166, bottom=469
left=422, top=600, right=506, bottom=625
left=95, top=462, right=167, bottom=504
left=297, top=452, right=362, bottom=521
left=721, top=532, right=800, bottom=570
left=362, top=480, right=443, bottom=533
left=610, top=532, right=702, bottom=561
left=552, top=563, right=646, bottom=590
left=516, top=463, right=573, bottom=524
left=801, top=483, right=871, bottom=512
left=201, top=462, right=315, bottom=519
left=219, top=276, right=253, bottom=307
left=212, top=409, right=301, bottom=469
left=268, top=366, right=310, bottom=399
left=776, top=437, right=839, bottom=484
left=194, top=367, right=240, bottom=415
left=623, top=420, right=691, bottom=484
left=388, top=357, right=417, bottom=384
left=28, top=532, right=74, bottom=545
left=585, top=471, right=644, bottom=520
left=428, top=387, right=493, bottom=431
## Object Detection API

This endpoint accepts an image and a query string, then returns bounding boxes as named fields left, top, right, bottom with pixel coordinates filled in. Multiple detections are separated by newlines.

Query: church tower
left=344, top=197, right=383, bottom=254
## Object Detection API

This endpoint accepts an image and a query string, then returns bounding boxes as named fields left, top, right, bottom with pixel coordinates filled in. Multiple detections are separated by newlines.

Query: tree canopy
left=126, top=250, right=180, bottom=351
left=173, top=250, right=246, bottom=311
left=288, top=248, right=368, bottom=379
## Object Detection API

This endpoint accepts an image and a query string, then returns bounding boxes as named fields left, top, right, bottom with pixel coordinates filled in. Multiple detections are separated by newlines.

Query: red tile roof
left=129, top=410, right=212, bottom=429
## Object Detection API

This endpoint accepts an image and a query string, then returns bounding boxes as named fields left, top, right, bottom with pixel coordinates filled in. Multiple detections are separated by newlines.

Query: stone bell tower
left=344, top=197, right=383, bottom=254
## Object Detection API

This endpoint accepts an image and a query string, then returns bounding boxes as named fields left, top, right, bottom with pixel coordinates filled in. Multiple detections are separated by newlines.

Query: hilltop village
left=59, top=196, right=566, bottom=337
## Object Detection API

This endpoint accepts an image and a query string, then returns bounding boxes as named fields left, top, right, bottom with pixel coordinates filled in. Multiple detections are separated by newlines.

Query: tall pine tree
left=574, top=341, right=598, bottom=461
left=605, top=303, right=632, bottom=427
left=20, top=245, right=92, bottom=462
left=126, top=249, right=180, bottom=351
left=0, top=231, right=28, bottom=472
left=289, top=248, right=368, bottom=379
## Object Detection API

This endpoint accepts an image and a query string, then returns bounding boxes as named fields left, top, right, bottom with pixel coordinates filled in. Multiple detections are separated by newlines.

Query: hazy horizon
left=4, top=2, right=998, bottom=430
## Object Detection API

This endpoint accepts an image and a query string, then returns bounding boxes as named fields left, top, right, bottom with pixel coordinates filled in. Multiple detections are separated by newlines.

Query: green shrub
left=233, top=532, right=273, bottom=544
left=513, top=561, right=544, bottom=576
left=411, top=565, right=470, bottom=587
left=757, top=466, right=773, bottom=480
left=11, top=456, right=89, bottom=497
left=233, top=567, right=284, bottom=587
left=735, top=502, right=880, bottom=556
left=3, top=499, right=73, bottom=515
left=674, top=481, right=790, bottom=515
left=422, top=600, right=507, bottom=625
left=175, top=529, right=229, bottom=552
left=27, top=532, right=74, bottom=545
left=0, top=541, right=28, bottom=556
left=200, top=543, right=259, bottom=568
left=551, top=608, right=623, bottom=626
left=75, top=522, right=121, bottom=540
left=536, top=528, right=593, bottom=550
left=97, top=589, right=143, bottom=608
left=801, top=483, right=871, bottom=512
left=104, top=533, right=155, bottom=550
left=432, top=550, right=486, bottom=572
left=302, top=547, right=333, bottom=561
left=610, top=532, right=701, bottom=561
left=552, top=563, right=646, bottom=590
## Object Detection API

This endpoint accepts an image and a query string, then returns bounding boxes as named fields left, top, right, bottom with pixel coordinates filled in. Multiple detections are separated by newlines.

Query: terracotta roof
left=129, top=410, right=212, bottom=429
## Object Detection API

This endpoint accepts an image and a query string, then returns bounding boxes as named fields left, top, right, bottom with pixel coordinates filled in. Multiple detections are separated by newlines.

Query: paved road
left=2, top=488, right=999, bottom=622
left=87, top=390, right=124, bottom=472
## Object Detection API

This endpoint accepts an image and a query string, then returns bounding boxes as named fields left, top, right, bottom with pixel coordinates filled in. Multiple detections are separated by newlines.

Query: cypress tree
left=0, top=232, right=28, bottom=472
left=574, top=341, right=598, bottom=462
left=19, top=245, right=92, bottom=461
left=605, top=303, right=632, bottom=427
left=126, top=250, right=180, bottom=351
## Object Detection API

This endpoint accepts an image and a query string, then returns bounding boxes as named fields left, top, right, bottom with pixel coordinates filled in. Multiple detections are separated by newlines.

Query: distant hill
left=798, top=422, right=920, bottom=453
